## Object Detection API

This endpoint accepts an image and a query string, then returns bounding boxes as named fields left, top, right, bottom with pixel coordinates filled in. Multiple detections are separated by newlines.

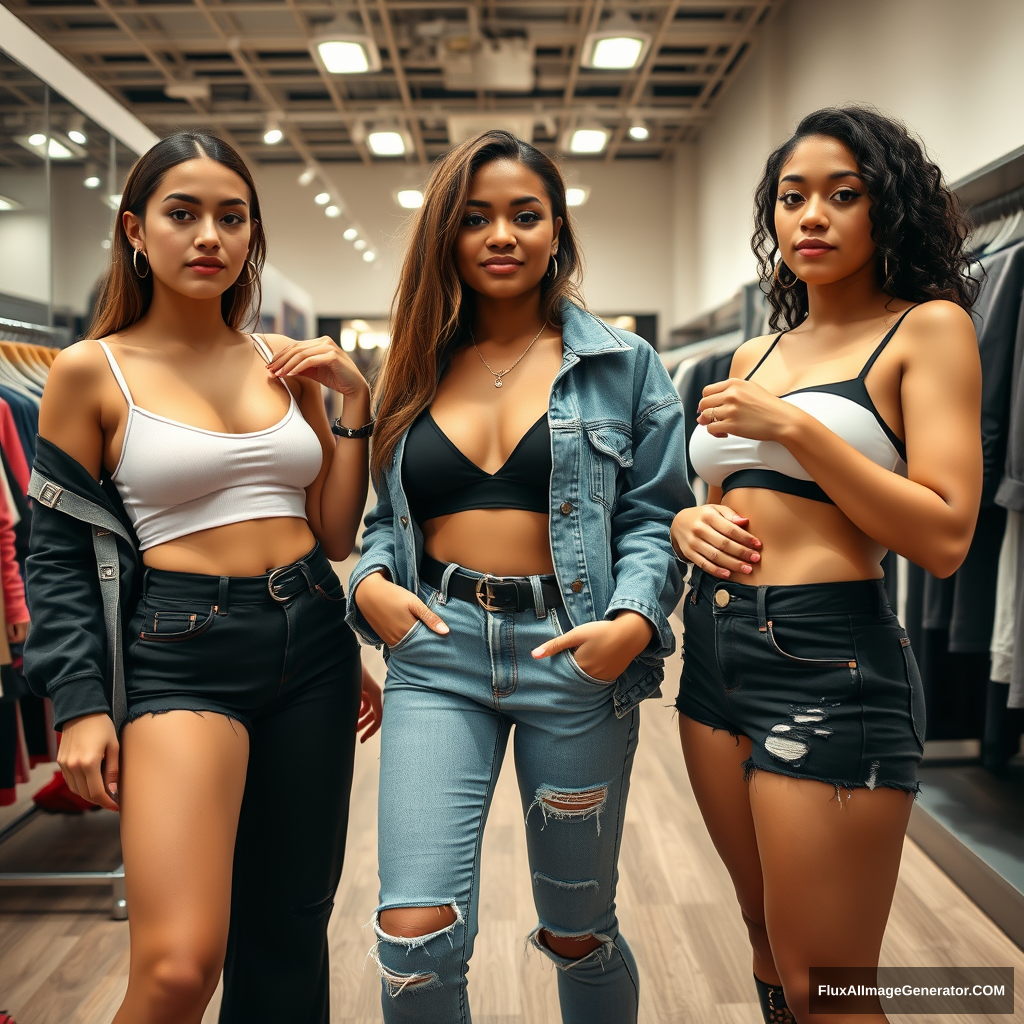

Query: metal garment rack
left=0, top=327, right=124, bottom=917
left=0, top=803, right=127, bottom=919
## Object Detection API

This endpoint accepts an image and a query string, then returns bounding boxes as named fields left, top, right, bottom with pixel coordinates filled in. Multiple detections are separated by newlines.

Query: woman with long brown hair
left=25, top=131, right=381, bottom=1024
left=346, top=130, right=692, bottom=1022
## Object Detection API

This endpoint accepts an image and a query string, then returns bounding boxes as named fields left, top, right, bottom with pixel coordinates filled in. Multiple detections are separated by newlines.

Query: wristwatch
left=331, top=418, right=374, bottom=439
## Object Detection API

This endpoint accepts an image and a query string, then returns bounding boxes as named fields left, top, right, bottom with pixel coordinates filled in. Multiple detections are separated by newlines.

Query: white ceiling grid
left=3, top=0, right=778, bottom=165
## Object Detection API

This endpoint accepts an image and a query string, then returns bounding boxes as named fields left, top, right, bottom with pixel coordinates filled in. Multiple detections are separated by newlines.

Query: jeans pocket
left=899, top=635, right=927, bottom=749
left=387, top=587, right=440, bottom=655
left=138, top=606, right=217, bottom=642
left=550, top=607, right=616, bottom=686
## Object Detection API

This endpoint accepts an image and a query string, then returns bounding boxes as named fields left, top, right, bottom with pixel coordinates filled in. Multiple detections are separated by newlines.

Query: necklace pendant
left=494, top=377, right=503, bottom=388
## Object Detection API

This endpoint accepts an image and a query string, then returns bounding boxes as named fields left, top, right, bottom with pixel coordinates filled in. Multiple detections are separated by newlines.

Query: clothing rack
left=0, top=337, right=128, bottom=920
left=0, top=804, right=127, bottom=919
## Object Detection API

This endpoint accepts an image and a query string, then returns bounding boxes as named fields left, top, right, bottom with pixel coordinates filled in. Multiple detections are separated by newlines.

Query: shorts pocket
left=764, top=619, right=859, bottom=672
left=899, top=635, right=927, bottom=749
left=313, top=574, right=346, bottom=603
left=139, top=606, right=216, bottom=642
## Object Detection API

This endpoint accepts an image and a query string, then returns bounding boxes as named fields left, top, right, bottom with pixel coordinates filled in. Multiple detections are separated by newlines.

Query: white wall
left=681, top=0, right=1024, bottom=321
left=0, top=169, right=50, bottom=306
left=253, top=158, right=676, bottom=342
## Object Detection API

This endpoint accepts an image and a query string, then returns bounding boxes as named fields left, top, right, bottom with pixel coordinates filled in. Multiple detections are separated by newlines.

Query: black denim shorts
left=676, top=567, right=925, bottom=793
left=124, top=543, right=360, bottom=733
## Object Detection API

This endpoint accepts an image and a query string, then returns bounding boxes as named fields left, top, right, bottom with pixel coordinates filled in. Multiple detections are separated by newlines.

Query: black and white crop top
left=688, top=308, right=912, bottom=504
left=403, top=410, right=551, bottom=522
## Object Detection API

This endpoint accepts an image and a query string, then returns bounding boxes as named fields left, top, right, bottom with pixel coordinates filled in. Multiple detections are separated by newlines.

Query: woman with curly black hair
left=671, top=106, right=982, bottom=1024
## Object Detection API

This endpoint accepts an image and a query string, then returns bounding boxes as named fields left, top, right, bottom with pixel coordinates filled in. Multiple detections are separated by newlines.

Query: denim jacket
left=346, top=301, right=694, bottom=718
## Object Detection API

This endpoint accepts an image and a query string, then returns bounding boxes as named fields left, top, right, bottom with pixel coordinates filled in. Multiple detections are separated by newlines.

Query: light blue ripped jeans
left=372, top=565, right=641, bottom=1023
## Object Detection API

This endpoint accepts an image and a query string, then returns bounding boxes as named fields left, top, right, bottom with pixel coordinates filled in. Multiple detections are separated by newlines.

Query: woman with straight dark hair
left=25, top=131, right=381, bottom=1024
left=673, top=107, right=982, bottom=1024
left=347, top=130, right=692, bottom=1023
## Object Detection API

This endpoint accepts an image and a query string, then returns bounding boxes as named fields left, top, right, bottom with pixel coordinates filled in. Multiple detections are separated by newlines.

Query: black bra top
left=403, top=410, right=551, bottom=522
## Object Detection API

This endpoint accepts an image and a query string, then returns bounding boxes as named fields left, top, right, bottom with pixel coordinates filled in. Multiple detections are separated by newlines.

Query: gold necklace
left=471, top=324, right=546, bottom=388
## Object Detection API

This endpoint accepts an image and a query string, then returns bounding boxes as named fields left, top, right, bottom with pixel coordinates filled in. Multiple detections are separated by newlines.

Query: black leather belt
left=420, top=554, right=563, bottom=613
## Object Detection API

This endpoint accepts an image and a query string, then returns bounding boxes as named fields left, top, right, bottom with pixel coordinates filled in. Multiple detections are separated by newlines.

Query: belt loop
left=529, top=575, right=545, bottom=619
left=875, top=578, right=887, bottom=618
left=756, top=585, right=768, bottom=633
left=216, top=576, right=229, bottom=615
left=439, top=561, right=459, bottom=605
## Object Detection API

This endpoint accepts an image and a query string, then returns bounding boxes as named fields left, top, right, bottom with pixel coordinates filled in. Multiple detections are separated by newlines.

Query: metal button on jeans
left=714, top=589, right=731, bottom=608
left=571, top=579, right=584, bottom=593
left=560, top=501, right=573, bottom=515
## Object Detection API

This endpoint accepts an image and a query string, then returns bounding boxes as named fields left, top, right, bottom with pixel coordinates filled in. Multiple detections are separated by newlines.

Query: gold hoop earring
left=132, top=248, right=150, bottom=279
left=773, top=259, right=797, bottom=290
left=547, top=254, right=559, bottom=280
left=884, top=252, right=890, bottom=282
left=237, top=258, right=258, bottom=287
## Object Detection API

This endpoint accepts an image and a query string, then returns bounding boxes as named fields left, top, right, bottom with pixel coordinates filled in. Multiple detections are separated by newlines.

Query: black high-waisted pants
left=124, top=543, right=362, bottom=1024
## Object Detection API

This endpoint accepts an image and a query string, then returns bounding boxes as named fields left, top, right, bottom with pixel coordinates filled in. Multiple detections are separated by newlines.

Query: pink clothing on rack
left=0, top=484, right=27, bottom=625
left=0, top=399, right=30, bottom=494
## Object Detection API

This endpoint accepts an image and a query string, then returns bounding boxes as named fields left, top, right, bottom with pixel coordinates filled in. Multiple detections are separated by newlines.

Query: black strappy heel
left=754, top=974, right=797, bottom=1024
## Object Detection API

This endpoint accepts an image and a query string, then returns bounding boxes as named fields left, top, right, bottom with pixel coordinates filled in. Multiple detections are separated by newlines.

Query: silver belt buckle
left=474, top=574, right=507, bottom=613
left=267, top=565, right=292, bottom=603
left=38, top=482, right=63, bottom=508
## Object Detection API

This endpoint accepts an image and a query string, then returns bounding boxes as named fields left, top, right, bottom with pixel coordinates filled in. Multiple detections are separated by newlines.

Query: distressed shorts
left=676, top=566, right=925, bottom=793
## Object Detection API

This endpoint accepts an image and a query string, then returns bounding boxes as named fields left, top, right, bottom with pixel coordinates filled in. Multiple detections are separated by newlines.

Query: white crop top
left=99, top=337, right=323, bottom=550
left=689, top=309, right=912, bottom=504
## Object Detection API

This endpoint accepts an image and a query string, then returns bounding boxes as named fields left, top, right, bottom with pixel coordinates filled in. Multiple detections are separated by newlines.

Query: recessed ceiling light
left=84, top=175, right=102, bottom=189
left=298, top=164, right=316, bottom=187
left=343, top=227, right=359, bottom=241
left=263, top=118, right=284, bottom=145
left=581, top=11, right=652, bottom=70
left=628, top=121, right=650, bottom=141
left=325, top=205, right=341, bottom=218
left=0, top=194, right=22, bottom=212
left=354, top=239, right=368, bottom=251
left=367, top=130, right=406, bottom=157
left=100, top=238, right=111, bottom=249
left=68, top=129, right=87, bottom=145
left=311, top=17, right=382, bottom=74
left=396, top=189, right=424, bottom=209
left=565, top=187, right=590, bottom=207
left=314, top=192, right=331, bottom=205
left=107, top=194, right=122, bottom=210
left=565, top=126, right=610, bottom=154
left=28, top=133, right=46, bottom=146
left=362, top=250, right=377, bottom=263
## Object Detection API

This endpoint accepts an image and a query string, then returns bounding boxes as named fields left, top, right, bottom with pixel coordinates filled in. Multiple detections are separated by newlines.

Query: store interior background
left=1, top=1, right=1023, bottom=1021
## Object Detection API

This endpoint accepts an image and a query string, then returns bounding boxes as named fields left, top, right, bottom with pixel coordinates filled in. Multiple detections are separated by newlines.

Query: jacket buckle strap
left=37, top=482, right=63, bottom=508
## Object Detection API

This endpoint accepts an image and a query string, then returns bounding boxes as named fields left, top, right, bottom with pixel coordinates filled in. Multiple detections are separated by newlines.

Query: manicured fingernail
left=752, top=539, right=762, bottom=548
left=532, top=646, right=546, bottom=657
left=750, top=552, right=760, bottom=562
left=741, top=564, right=752, bottom=574
left=437, top=624, right=449, bottom=634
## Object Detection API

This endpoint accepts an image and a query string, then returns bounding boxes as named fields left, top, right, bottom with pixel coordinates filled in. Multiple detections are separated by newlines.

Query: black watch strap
left=332, top=418, right=374, bottom=439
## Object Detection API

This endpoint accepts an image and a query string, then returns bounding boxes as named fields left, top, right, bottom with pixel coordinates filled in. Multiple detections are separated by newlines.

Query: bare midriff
left=724, top=487, right=885, bottom=586
left=422, top=509, right=555, bottom=577
left=141, top=516, right=318, bottom=577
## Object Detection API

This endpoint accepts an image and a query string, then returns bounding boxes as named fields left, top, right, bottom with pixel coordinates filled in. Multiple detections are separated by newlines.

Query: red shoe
left=32, top=770, right=98, bottom=813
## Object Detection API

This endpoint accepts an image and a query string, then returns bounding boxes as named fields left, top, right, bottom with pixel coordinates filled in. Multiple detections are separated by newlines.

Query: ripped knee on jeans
left=370, top=903, right=462, bottom=998
left=529, top=925, right=613, bottom=967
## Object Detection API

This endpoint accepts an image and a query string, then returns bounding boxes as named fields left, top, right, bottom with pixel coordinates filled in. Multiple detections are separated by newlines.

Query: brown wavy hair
left=371, top=130, right=585, bottom=478
left=87, top=131, right=266, bottom=339
left=753, top=106, right=978, bottom=330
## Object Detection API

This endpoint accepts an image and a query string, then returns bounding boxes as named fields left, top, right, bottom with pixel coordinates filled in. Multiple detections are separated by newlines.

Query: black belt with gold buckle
left=420, top=554, right=563, bottom=613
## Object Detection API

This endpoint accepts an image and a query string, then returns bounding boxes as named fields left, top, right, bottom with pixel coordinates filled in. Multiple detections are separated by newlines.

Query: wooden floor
left=2, top=581, right=1022, bottom=1022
